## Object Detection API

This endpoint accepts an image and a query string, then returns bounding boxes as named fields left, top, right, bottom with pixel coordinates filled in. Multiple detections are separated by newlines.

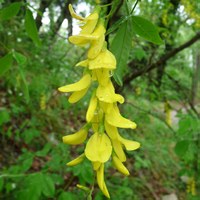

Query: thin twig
left=124, top=32, right=200, bottom=85
left=130, top=0, right=140, bottom=14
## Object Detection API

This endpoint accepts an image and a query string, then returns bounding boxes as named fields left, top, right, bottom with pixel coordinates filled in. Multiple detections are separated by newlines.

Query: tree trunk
left=190, top=52, right=200, bottom=106
left=35, top=0, right=53, bottom=30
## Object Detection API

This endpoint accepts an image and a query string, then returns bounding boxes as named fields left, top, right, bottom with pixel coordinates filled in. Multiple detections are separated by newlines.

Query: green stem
left=130, top=0, right=140, bottom=14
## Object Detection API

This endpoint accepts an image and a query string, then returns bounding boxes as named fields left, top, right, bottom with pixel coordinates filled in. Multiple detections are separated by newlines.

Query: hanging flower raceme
left=58, top=4, right=140, bottom=198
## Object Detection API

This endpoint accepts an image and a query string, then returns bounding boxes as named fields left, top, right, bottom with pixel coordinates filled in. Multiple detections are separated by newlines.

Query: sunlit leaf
left=132, top=16, right=163, bottom=45
left=0, top=2, right=21, bottom=21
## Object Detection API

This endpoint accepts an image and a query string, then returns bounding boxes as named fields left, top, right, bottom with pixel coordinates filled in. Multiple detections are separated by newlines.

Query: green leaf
left=21, top=157, right=33, bottom=172
left=72, top=160, right=94, bottom=184
left=13, top=51, right=27, bottom=65
left=0, top=2, right=21, bottom=21
left=132, top=16, right=163, bottom=45
left=110, top=19, right=133, bottom=86
left=22, top=128, right=40, bottom=144
left=106, top=16, right=129, bottom=35
left=178, top=115, right=200, bottom=135
left=58, top=192, right=78, bottom=200
left=25, top=9, right=41, bottom=46
left=16, top=173, right=43, bottom=200
left=36, top=143, right=52, bottom=157
left=16, top=173, right=55, bottom=200
left=175, top=140, right=190, bottom=158
left=0, top=109, right=10, bottom=126
left=132, top=48, right=147, bottom=61
left=42, top=174, right=55, bottom=197
left=0, top=53, right=13, bottom=76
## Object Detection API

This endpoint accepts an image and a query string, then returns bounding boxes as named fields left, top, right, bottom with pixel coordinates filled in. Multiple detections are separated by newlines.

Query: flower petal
left=63, top=128, right=88, bottom=145
left=96, top=81, right=124, bottom=104
left=86, top=92, right=98, bottom=122
left=66, top=153, right=85, bottom=166
left=92, top=161, right=101, bottom=170
left=58, top=74, right=91, bottom=93
left=87, top=24, right=106, bottom=59
left=112, top=139, right=126, bottom=162
left=91, top=109, right=104, bottom=132
left=68, top=88, right=89, bottom=103
left=94, top=69, right=110, bottom=86
left=85, top=132, right=112, bottom=163
left=76, top=59, right=88, bottom=67
left=104, top=120, right=118, bottom=139
left=69, top=34, right=98, bottom=45
left=102, top=182, right=110, bottom=199
left=68, top=4, right=84, bottom=21
left=105, top=104, right=137, bottom=129
left=80, top=12, right=99, bottom=34
left=112, top=155, right=130, bottom=176
left=119, top=137, right=140, bottom=151
left=89, top=49, right=116, bottom=70
left=97, top=163, right=104, bottom=190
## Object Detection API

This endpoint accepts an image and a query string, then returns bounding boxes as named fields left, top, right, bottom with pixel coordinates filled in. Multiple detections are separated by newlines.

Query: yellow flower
left=93, top=69, right=110, bottom=86
left=105, top=104, right=137, bottom=129
left=63, top=128, right=88, bottom=145
left=86, top=92, right=98, bottom=122
left=59, top=3, right=141, bottom=198
left=76, top=60, right=89, bottom=67
left=58, top=74, right=91, bottom=102
left=58, top=74, right=91, bottom=92
left=89, top=49, right=116, bottom=70
left=80, top=11, right=99, bottom=35
left=40, top=94, right=46, bottom=110
left=68, top=4, right=84, bottom=21
left=87, top=22, right=106, bottom=59
left=96, top=163, right=110, bottom=198
left=112, top=139, right=127, bottom=162
left=85, top=132, right=112, bottom=163
left=68, top=3, right=99, bottom=34
left=92, top=161, right=101, bottom=170
left=104, top=120, right=118, bottom=139
left=119, top=136, right=140, bottom=151
left=66, top=153, right=85, bottom=166
left=96, top=80, right=124, bottom=104
left=68, top=88, right=89, bottom=103
left=90, top=109, right=104, bottom=132
left=112, top=155, right=130, bottom=176
left=68, top=10, right=101, bottom=46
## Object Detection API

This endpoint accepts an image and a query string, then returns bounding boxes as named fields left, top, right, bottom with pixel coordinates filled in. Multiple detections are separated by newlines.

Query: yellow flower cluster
left=164, top=101, right=171, bottom=126
left=40, top=94, right=46, bottom=110
left=186, top=177, right=196, bottom=196
left=58, top=4, right=140, bottom=198
left=181, top=0, right=200, bottom=28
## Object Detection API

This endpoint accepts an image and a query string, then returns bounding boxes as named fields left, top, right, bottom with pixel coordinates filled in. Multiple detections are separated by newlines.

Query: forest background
left=0, top=0, right=200, bottom=199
